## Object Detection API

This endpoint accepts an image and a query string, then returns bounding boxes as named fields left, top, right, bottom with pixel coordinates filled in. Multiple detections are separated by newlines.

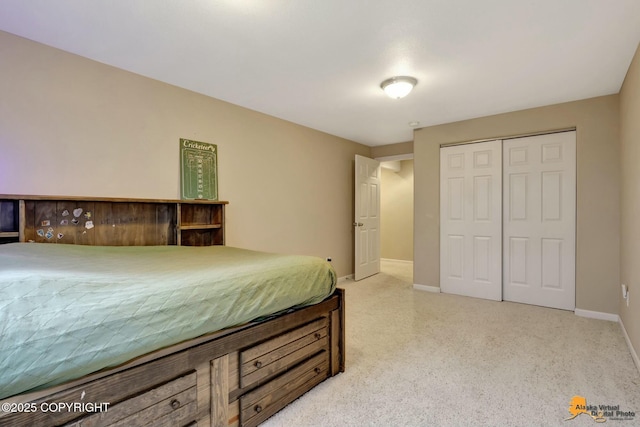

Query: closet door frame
left=439, top=130, right=576, bottom=310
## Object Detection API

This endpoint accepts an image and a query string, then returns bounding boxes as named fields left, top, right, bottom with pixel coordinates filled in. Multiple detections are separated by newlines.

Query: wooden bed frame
left=0, top=195, right=346, bottom=427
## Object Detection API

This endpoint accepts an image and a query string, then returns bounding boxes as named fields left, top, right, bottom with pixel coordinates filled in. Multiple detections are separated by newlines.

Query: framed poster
left=180, top=138, right=218, bottom=200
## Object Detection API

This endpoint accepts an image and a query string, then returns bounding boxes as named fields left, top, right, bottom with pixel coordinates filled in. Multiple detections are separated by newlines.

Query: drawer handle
left=254, top=360, right=263, bottom=369
left=314, top=332, right=322, bottom=340
left=254, top=405, right=263, bottom=413
left=314, top=367, right=322, bottom=375
left=170, top=399, right=181, bottom=410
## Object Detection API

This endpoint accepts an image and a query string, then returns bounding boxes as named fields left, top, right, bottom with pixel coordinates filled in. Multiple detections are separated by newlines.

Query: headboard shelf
left=180, top=224, right=222, bottom=230
left=0, top=195, right=228, bottom=246
left=0, top=194, right=229, bottom=204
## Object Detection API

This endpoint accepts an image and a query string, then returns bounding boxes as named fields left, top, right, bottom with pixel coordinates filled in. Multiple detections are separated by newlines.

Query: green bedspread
left=0, top=243, right=336, bottom=399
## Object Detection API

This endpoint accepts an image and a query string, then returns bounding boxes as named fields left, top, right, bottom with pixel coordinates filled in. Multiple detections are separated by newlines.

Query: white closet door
left=503, top=131, right=576, bottom=310
left=440, top=140, right=502, bottom=300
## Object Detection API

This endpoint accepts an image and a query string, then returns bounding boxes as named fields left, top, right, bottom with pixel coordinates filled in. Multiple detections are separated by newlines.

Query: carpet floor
left=261, top=260, right=640, bottom=427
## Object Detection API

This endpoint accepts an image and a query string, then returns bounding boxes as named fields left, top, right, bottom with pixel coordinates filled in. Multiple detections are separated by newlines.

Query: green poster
left=180, top=139, right=218, bottom=200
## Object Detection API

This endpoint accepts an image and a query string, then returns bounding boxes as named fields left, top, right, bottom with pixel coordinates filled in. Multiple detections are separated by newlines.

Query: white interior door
left=503, top=131, right=576, bottom=310
left=354, top=155, right=380, bottom=281
left=440, top=141, right=502, bottom=300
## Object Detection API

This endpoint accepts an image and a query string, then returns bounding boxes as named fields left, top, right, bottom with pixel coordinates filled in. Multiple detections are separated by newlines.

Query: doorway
left=380, top=159, right=414, bottom=263
left=354, top=154, right=414, bottom=281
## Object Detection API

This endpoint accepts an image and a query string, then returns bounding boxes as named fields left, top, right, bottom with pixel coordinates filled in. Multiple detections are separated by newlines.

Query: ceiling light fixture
left=380, top=76, right=418, bottom=99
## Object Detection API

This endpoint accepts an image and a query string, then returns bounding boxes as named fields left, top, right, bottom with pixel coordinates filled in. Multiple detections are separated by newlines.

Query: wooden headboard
left=0, top=195, right=228, bottom=246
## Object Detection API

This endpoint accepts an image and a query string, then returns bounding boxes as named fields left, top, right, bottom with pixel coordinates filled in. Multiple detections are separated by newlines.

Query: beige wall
left=620, top=43, right=640, bottom=364
left=381, top=160, right=413, bottom=261
left=371, top=141, right=413, bottom=159
left=0, top=31, right=370, bottom=277
left=414, top=95, right=620, bottom=314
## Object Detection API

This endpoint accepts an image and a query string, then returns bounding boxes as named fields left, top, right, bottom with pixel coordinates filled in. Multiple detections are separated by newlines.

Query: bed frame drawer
left=67, top=372, right=197, bottom=427
left=239, top=351, right=329, bottom=427
left=239, top=317, right=329, bottom=389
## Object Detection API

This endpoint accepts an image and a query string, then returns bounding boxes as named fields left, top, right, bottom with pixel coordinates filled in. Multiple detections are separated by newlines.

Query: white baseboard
left=619, top=318, right=640, bottom=374
left=574, top=308, right=619, bottom=322
left=413, top=284, right=441, bottom=293
left=381, top=258, right=414, bottom=264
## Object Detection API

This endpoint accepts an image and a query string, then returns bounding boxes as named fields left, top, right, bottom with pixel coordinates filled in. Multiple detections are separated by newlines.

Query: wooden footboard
left=0, top=289, right=345, bottom=427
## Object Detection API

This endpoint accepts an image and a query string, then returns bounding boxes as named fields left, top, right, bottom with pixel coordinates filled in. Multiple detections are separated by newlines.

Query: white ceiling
left=1, top=1, right=639, bottom=147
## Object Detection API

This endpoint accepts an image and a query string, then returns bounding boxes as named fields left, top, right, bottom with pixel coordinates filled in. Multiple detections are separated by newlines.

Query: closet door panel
left=503, top=131, right=576, bottom=310
left=440, top=140, right=502, bottom=301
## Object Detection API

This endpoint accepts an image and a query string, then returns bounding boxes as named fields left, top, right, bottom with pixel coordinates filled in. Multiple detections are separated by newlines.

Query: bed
left=0, top=195, right=345, bottom=427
